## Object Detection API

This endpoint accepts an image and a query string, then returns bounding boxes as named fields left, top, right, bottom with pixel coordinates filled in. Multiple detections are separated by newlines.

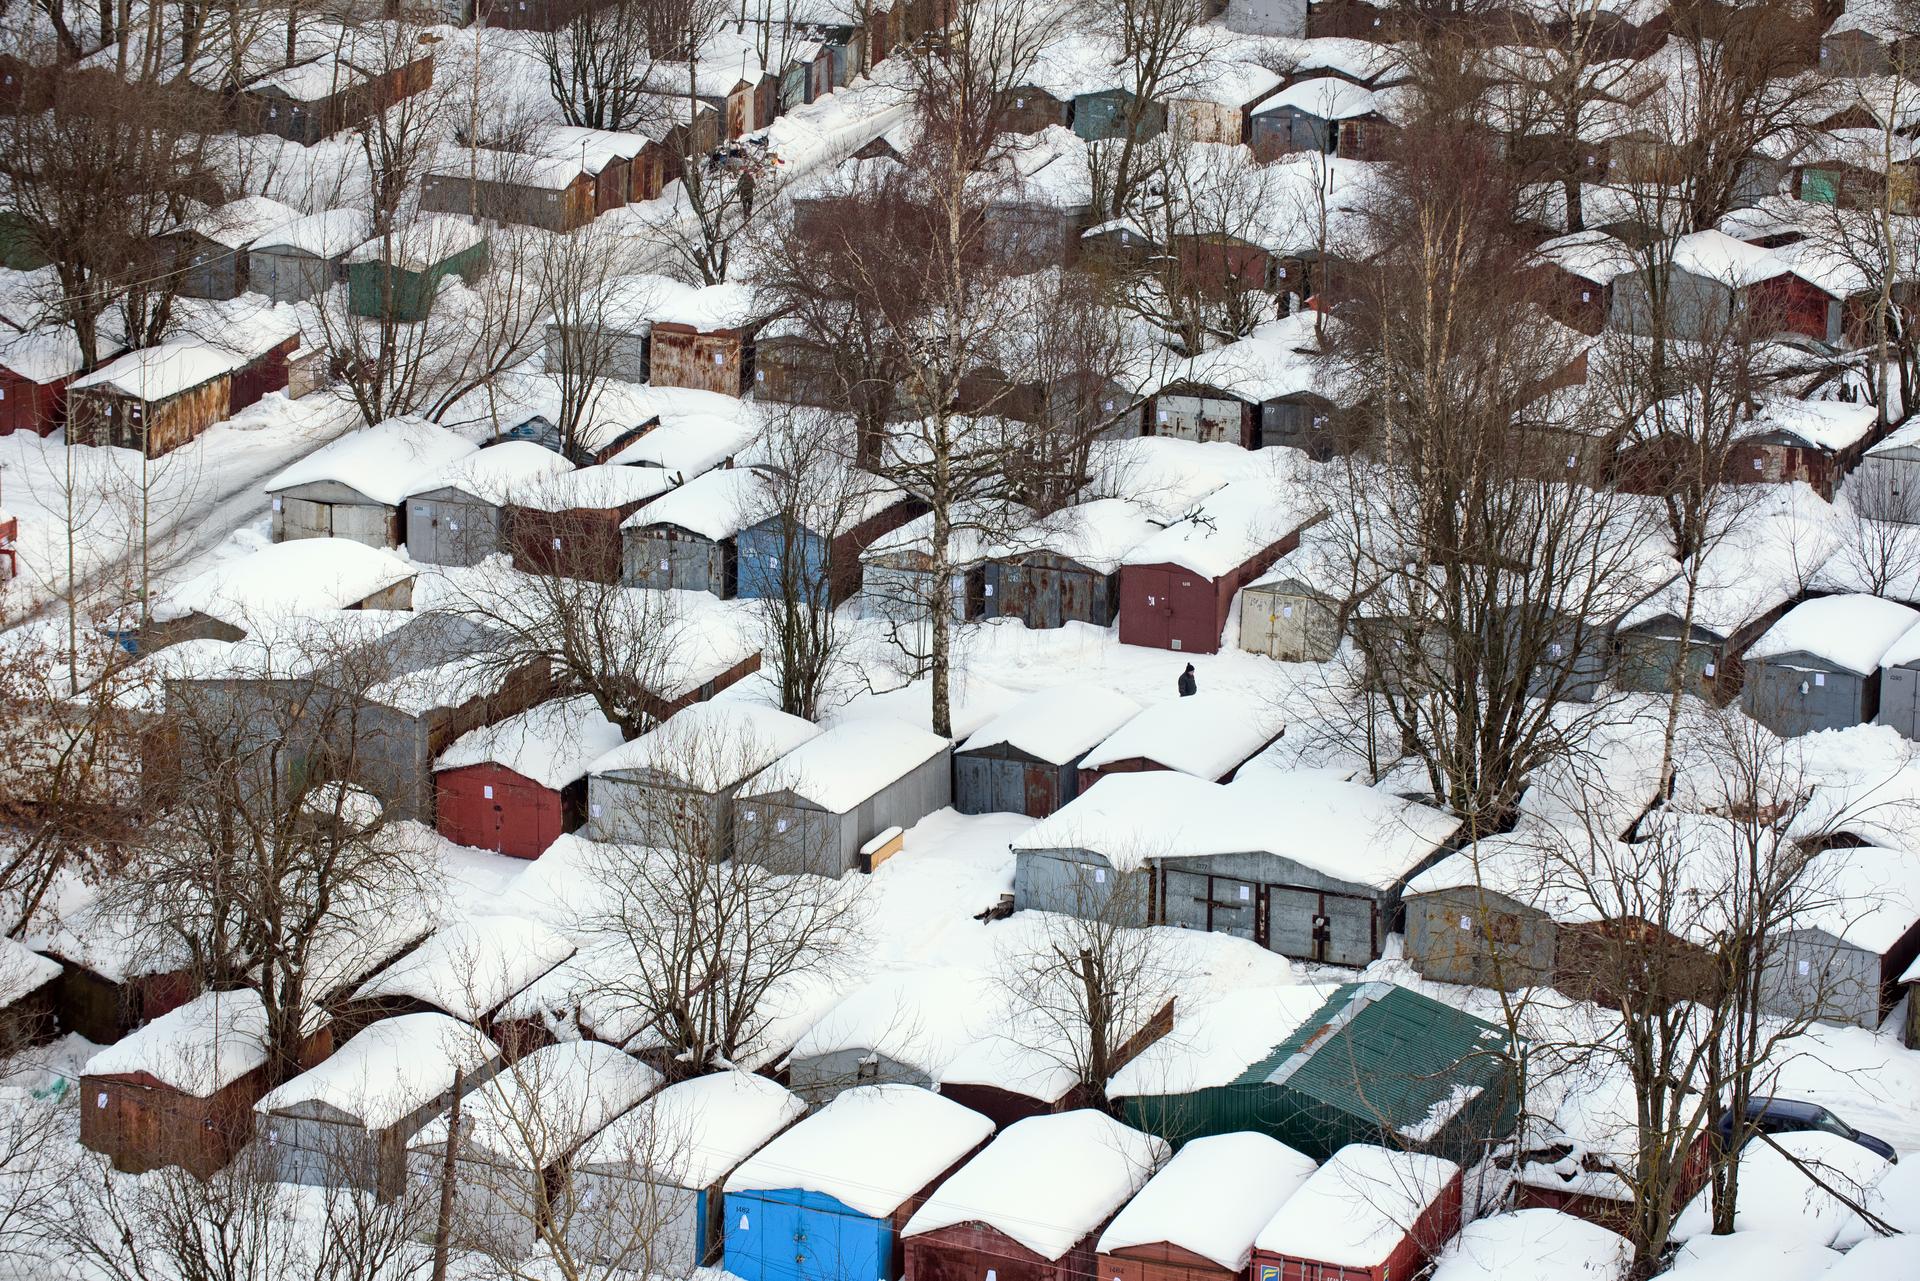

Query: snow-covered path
left=0, top=392, right=362, bottom=624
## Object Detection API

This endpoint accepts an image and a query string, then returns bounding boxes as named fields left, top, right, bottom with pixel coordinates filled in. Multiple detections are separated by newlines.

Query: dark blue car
left=1715, top=1097, right=1897, bottom=1162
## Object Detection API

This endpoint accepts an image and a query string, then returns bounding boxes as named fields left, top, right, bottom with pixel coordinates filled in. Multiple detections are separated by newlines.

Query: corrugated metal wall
left=623, top=528, right=728, bottom=594
left=723, top=1188, right=894, bottom=1281
left=1742, top=659, right=1869, bottom=737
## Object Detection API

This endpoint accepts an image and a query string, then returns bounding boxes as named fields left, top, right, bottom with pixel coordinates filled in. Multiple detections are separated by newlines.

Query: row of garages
left=1233, top=511, right=1920, bottom=744
left=67, top=966, right=1533, bottom=1281
left=1006, top=754, right=1920, bottom=1029
left=124, top=423, right=1318, bottom=867
left=261, top=415, right=1323, bottom=661
left=440, top=674, right=1286, bottom=863
left=1398, top=814, right=1920, bottom=1033
left=259, top=416, right=923, bottom=600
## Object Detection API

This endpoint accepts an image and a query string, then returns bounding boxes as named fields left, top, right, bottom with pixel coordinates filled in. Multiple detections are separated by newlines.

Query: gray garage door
left=1264, top=886, right=1376, bottom=967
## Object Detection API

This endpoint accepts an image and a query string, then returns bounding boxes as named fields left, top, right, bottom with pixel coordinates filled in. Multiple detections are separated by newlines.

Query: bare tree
left=1316, top=118, right=1659, bottom=833
left=294, top=24, right=549, bottom=424
left=344, top=21, right=455, bottom=231
left=1797, top=120, right=1920, bottom=423
left=1830, top=478, right=1920, bottom=595
left=0, top=625, right=152, bottom=938
left=0, top=1093, right=66, bottom=1271
left=1611, top=0, right=1824, bottom=235
left=581, top=725, right=862, bottom=1078
left=536, top=0, right=659, bottom=132
left=408, top=1038, right=679, bottom=1281
left=1124, top=135, right=1288, bottom=352
left=635, top=0, right=765, bottom=285
left=995, top=865, right=1175, bottom=1114
left=1088, top=0, right=1212, bottom=220
left=46, top=1139, right=432, bottom=1281
left=434, top=536, right=686, bottom=739
left=99, top=618, right=446, bottom=1088
left=1511, top=706, right=1900, bottom=1269
left=541, top=257, right=661, bottom=463
left=306, top=215, right=551, bottom=427
left=751, top=163, right=919, bottom=457
left=998, top=269, right=1148, bottom=512
left=755, top=1, right=1080, bottom=735
left=1596, top=169, right=1791, bottom=794
left=749, top=411, right=878, bottom=721
left=0, top=65, right=223, bottom=371
left=1475, top=1, right=1637, bottom=236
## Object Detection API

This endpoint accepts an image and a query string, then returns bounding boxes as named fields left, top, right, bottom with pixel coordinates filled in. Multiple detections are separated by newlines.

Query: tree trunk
left=929, top=466, right=953, bottom=739
left=431, top=1071, right=463, bottom=1281
left=1078, top=948, right=1110, bottom=1109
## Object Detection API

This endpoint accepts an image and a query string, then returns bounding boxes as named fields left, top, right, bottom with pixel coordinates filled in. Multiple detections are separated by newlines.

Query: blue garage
left=732, top=490, right=922, bottom=608
left=722, top=1084, right=993, bottom=1281
left=726, top=1186, right=894, bottom=1281
left=734, top=513, right=832, bottom=604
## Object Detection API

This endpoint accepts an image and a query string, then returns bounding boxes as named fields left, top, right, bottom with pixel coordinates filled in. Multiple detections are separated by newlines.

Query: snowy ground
left=0, top=391, right=360, bottom=624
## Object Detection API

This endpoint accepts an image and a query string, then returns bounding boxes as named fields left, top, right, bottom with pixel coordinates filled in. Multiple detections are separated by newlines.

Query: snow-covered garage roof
left=1015, top=768, right=1462, bottom=887
left=255, top=1012, right=500, bottom=1130
left=1427, top=1209, right=1630, bottom=1281
left=1079, top=690, right=1284, bottom=780
left=1096, top=1132, right=1317, bottom=1270
left=724, top=1083, right=993, bottom=1217
left=151, top=538, right=416, bottom=629
left=738, top=719, right=949, bottom=813
left=574, top=1068, right=805, bottom=1185
left=621, top=465, right=762, bottom=541
left=589, top=699, right=822, bottom=792
left=958, top=682, right=1143, bottom=766
left=1253, top=1145, right=1460, bottom=1269
left=266, top=416, right=478, bottom=506
left=902, top=1110, right=1168, bottom=1260
left=1121, top=475, right=1321, bottom=580
left=1743, top=593, right=1920, bottom=675
left=411, top=1040, right=660, bottom=1169
left=350, top=914, right=576, bottom=1022
left=69, top=339, right=250, bottom=402
left=84, top=989, right=307, bottom=1097
left=435, top=695, right=625, bottom=791
left=406, top=440, right=574, bottom=506
left=791, top=967, right=1010, bottom=1077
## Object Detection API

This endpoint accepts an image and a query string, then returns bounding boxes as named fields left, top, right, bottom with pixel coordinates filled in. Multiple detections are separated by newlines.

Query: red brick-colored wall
left=0, top=368, right=69, bottom=436
left=435, top=762, right=569, bottom=859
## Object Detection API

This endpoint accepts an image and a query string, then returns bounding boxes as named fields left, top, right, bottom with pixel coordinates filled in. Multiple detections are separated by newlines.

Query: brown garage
left=79, top=989, right=333, bottom=1177
left=65, top=340, right=248, bottom=458
left=508, top=465, right=675, bottom=583
left=644, top=282, right=761, bottom=397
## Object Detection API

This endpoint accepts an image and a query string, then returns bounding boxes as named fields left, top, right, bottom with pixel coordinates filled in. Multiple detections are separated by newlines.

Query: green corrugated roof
left=1230, top=981, right=1515, bottom=1139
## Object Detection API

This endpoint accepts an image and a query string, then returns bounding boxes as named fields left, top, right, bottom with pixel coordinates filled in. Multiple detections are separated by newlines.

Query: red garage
left=1250, top=1145, right=1461, bottom=1281
left=0, top=325, right=112, bottom=437
left=902, top=1111, right=1168, bottom=1281
left=1119, top=479, right=1318, bottom=655
left=434, top=695, right=625, bottom=859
